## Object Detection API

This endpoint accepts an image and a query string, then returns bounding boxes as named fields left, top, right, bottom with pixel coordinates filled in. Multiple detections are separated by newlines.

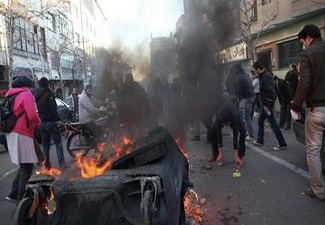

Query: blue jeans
left=40, top=122, right=65, bottom=168
left=257, top=106, right=287, bottom=146
left=245, top=98, right=254, bottom=137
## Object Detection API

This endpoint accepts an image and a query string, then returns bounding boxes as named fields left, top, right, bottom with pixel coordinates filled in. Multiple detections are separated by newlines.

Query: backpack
left=0, top=91, right=25, bottom=133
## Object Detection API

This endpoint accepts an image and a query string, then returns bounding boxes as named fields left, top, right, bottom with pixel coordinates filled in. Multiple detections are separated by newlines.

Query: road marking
left=247, top=143, right=310, bottom=180
left=0, top=167, right=19, bottom=182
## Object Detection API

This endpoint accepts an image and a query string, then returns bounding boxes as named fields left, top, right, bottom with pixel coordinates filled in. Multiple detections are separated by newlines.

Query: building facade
left=0, top=0, right=109, bottom=99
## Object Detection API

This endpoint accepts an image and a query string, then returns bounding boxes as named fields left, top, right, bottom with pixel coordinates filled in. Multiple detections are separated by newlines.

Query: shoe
left=246, top=136, right=254, bottom=141
left=273, top=145, right=287, bottom=151
left=253, top=140, right=263, bottom=146
left=304, top=189, right=325, bottom=202
left=5, top=196, right=17, bottom=204
left=216, top=160, right=223, bottom=166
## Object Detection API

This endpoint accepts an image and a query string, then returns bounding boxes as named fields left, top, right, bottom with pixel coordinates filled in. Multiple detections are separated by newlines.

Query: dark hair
left=298, top=24, right=321, bottom=40
left=290, top=63, right=297, bottom=70
left=38, top=77, right=49, bottom=88
left=12, top=75, right=34, bottom=88
left=253, top=61, right=264, bottom=70
left=84, top=84, right=93, bottom=91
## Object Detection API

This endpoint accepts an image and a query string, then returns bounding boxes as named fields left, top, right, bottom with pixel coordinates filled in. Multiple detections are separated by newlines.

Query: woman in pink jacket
left=5, top=75, right=41, bottom=203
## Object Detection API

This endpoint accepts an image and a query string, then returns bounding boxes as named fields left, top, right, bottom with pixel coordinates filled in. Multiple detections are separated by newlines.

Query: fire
left=112, top=136, right=132, bottom=157
left=184, top=189, right=204, bottom=225
left=175, top=138, right=189, bottom=159
left=36, top=161, right=61, bottom=179
left=44, top=187, right=56, bottom=215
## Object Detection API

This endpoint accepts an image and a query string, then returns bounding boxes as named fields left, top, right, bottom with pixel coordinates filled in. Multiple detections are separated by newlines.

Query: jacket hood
left=5, top=87, right=29, bottom=97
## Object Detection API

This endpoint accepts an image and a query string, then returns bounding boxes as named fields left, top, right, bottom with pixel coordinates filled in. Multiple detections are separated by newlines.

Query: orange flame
left=36, top=161, right=61, bottom=179
left=75, top=153, right=113, bottom=178
left=175, top=138, right=189, bottom=159
left=44, top=187, right=56, bottom=215
left=184, top=189, right=204, bottom=224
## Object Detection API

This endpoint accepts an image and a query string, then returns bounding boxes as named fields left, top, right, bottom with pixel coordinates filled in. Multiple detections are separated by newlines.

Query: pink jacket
left=5, top=87, right=41, bottom=137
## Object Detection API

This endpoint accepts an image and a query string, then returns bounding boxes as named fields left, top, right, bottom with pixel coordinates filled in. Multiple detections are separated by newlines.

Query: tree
left=240, top=0, right=279, bottom=60
left=0, top=0, right=68, bottom=87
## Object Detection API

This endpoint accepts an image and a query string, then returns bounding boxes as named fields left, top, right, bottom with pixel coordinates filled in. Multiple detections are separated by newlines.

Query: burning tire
left=66, top=133, right=93, bottom=158
left=14, top=197, right=37, bottom=225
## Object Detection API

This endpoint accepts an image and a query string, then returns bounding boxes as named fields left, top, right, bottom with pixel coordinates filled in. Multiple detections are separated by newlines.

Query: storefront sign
left=13, top=67, right=33, bottom=78
left=217, top=43, right=247, bottom=63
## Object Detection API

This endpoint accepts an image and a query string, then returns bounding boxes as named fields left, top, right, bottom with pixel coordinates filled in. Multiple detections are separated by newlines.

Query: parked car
left=292, top=120, right=325, bottom=173
left=0, top=97, right=74, bottom=151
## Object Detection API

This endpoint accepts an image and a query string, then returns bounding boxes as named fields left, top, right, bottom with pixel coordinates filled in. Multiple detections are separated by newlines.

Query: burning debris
left=18, top=128, right=190, bottom=225
left=184, top=189, right=205, bottom=225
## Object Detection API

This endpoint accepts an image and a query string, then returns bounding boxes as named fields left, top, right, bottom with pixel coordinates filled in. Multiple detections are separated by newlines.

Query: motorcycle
left=63, top=102, right=118, bottom=159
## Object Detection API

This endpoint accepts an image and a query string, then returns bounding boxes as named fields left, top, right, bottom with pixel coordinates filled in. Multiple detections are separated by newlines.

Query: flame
left=184, top=189, right=204, bottom=224
left=36, top=161, right=61, bottom=179
left=44, top=187, right=56, bottom=215
left=75, top=153, right=113, bottom=178
left=113, top=136, right=132, bottom=157
left=175, top=138, right=189, bottom=159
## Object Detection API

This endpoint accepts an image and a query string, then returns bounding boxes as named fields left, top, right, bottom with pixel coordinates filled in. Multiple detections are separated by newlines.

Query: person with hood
left=35, top=77, right=65, bottom=169
left=5, top=75, right=41, bottom=203
left=117, top=73, right=150, bottom=139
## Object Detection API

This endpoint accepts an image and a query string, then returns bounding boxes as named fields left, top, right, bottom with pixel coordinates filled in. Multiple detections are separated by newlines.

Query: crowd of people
left=3, top=24, right=325, bottom=205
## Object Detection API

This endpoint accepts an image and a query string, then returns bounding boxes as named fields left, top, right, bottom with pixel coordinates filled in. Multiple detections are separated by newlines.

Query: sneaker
left=253, top=140, right=263, bottom=146
left=304, top=189, right=325, bottom=202
left=246, top=136, right=254, bottom=141
left=5, top=196, right=17, bottom=204
left=273, top=145, right=287, bottom=151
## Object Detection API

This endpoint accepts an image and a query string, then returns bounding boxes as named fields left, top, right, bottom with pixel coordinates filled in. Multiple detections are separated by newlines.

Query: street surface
left=0, top=115, right=325, bottom=224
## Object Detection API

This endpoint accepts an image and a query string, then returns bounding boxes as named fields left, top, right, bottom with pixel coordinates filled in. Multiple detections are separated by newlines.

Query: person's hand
left=263, top=106, right=269, bottom=112
left=234, top=150, right=244, bottom=167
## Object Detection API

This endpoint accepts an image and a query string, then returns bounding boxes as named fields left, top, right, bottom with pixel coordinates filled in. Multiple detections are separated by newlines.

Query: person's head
left=72, top=87, right=78, bottom=95
left=38, top=77, right=49, bottom=88
left=252, top=61, right=265, bottom=75
left=12, top=75, right=34, bottom=88
left=125, top=73, right=134, bottom=82
left=298, top=24, right=321, bottom=49
left=290, top=63, right=297, bottom=71
left=84, top=84, right=93, bottom=96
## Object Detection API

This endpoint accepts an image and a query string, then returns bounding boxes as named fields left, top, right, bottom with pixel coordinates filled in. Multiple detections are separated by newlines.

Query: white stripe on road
left=247, top=143, right=310, bottom=180
left=0, top=167, right=19, bottom=182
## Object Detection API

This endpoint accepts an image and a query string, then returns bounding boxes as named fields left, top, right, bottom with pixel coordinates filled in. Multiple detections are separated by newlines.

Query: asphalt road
left=0, top=117, right=324, bottom=225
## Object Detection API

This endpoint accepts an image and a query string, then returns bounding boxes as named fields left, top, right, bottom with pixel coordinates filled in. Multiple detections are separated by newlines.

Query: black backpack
left=0, top=91, right=25, bottom=133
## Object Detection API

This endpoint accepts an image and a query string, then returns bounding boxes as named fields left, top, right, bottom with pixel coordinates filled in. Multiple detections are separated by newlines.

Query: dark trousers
left=251, top=93, right=261, bottom=120
left=279, top=101, right=292, bottom=129
left=8, top=163, right=34, bottom=201
left=40, top=121, right=65, bottom=168
left=257, top=106, right=287, bottom=146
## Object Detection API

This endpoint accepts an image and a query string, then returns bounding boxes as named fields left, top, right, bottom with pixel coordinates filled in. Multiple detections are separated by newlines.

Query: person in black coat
left=285, top=63, right=299, bottom=96
left=35, top=77, right=65, bottom=169
left=273, top=75, right=294, bottom=130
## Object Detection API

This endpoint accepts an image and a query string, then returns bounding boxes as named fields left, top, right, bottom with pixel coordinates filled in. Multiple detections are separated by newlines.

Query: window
left=262, top=0, right=271, bottom=6
left=278, top=40, right=302, bottom=69
left=251, top=0, right=257, bottom=21
left=46, top=13, right=56, bottom=32
left=13, top=17, right=39, bottom=54
left=58, top=12, right=72, bottom=38
left=73, top=4, right=79, bottom=18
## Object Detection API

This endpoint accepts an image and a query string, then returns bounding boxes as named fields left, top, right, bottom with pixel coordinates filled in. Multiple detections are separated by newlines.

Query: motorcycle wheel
left=66, top=133, right=93, bottom=159
left=14, top=197, right=37, bottom=225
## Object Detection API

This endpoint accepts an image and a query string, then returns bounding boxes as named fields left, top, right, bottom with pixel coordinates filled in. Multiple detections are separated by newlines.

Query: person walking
left=291, top=24, right=325, bottom=201
left=252, top=61, right=287, bottom=151
left=35, top=77, right=66, bottom=169
left=250, top=70, right=261, bottom=120
left=5, top=75, right=41, bottom=203
left=285, top=63, right=299, bottom=96
left=273, top=75, right=294, bottom=130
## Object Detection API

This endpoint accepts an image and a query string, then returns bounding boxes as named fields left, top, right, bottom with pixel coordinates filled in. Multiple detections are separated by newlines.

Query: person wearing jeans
left=35, top=77, right=66, bottom=169
left=252, top=61, right=287, bottom=150
left=292, top=24, right=325, bottom=201
left=245, top=96, right=255, bottom=140
left=40, top=121, right=65, bottom=169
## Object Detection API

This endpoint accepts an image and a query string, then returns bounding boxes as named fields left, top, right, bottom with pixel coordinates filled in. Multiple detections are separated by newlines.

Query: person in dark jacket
left=292, top=24, right=325, bottom=201
left=117, top=73, right=150, bottom=139
left=285, top=63, right=299, bottom=96
left=35, top=77, right=65, bottom=169
left=211, top=103, right=246, bottom=167
left=252, top=61, right=287, bottom=151
left=273, top=75, right=294, bottom=130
